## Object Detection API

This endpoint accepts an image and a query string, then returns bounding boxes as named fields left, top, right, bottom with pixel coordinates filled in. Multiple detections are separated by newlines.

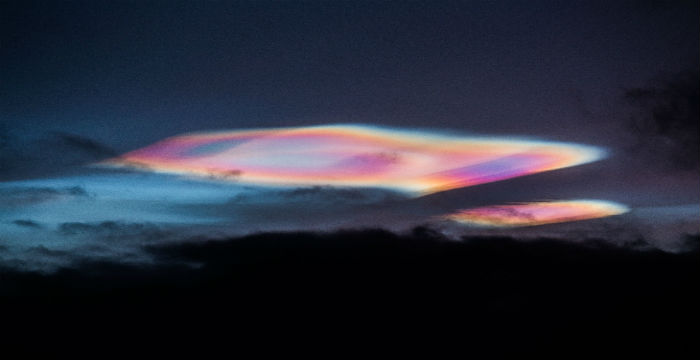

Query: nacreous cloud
left=102, top=125, right=605, bottom=196
left=444, top=200, right=629, bottom=227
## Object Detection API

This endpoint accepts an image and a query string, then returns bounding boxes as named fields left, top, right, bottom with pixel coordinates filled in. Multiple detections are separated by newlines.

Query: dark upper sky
left=2, top=0, right=698, bottom=151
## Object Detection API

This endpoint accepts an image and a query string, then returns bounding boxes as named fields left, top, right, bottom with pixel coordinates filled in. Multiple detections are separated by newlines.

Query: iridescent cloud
left=102, top=125, right=604, bottom=195
left=444, top=200, right=629, bottom=227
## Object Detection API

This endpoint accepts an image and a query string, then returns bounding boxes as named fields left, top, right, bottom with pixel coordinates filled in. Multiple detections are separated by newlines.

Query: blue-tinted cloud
left=1, top=166, right=698, bottom=272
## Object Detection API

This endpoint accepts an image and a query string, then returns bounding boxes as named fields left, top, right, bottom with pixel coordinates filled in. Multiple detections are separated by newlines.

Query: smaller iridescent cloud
left=444, top=200, right=629, bottom=227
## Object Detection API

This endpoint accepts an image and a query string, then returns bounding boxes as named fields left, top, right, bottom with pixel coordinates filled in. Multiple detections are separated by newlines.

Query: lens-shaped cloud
left=102, top=125, right=604, bottom=195
left=444, top=200, right=629, bottom=227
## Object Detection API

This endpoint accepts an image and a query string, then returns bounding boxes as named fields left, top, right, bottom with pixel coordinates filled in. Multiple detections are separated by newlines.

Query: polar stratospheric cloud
left=445, top=200, right=630, bottom=227
left=103, top=125, right=605, bottom=195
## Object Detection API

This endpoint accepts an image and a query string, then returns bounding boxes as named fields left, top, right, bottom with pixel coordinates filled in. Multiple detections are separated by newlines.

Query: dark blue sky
left=2, top=0, right=697, bottom=151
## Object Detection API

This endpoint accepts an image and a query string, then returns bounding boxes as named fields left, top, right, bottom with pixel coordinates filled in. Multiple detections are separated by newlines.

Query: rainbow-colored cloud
left=444, top=200, right=629, bottom=227
left=102, top=125, right=604, bottom=195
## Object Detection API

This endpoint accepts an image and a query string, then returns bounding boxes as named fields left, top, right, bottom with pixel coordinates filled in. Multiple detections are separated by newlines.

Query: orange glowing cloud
left=101, top=125, right=605, bottom=195
left=444, top=200, right=629, bottom=227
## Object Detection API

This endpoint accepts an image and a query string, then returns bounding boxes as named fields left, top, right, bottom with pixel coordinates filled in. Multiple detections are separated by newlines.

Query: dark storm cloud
left=679, top=233, right=700, bottom=252
left=56, top=221, right=168, bottom=240
left=26, top=245, right=69, bottom=257
left=1, top=229, right=697, bottom=355
left=0, top=126, right=118, bottom=180
left=229, top=186, right=405, bottom=204
left=625, top=70, right=699, bottom=171
left=12, top=219, right=42, bottom=228
left=145, top=228, right=700, bottom=275
left=0, top=185, right=90, bottom=206
left=51, top=132, right=117, bottom=158
left=175, top=186, right=410, bottom=231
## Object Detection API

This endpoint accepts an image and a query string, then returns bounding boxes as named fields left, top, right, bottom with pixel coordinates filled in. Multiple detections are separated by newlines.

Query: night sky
left=1, top=0, right=698, bottom=354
